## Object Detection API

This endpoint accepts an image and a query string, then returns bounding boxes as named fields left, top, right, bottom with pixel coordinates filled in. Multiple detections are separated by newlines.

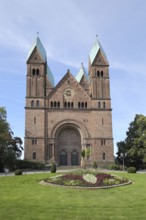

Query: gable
left=27, top=47, right=45, bottom=64
left=92, top=50, right=109, bottom=66
left=48, top=71, right=90, bottom=102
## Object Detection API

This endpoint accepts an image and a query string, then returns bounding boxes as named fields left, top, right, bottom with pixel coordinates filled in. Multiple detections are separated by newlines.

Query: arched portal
left=55, top=124, right=81, bottom=166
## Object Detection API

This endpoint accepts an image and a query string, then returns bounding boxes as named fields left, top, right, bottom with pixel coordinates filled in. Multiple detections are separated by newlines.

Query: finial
left=96, top=34, right=98, bottom=39
left=67, top=69, right=70, bottom=73
left=81, top=62, right=83, bottom=67
left=37, top=32, right=39, bottom=36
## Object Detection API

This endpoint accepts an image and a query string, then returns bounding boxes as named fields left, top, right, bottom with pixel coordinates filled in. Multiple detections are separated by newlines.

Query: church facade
left=24, top=37, right=114, bottom=166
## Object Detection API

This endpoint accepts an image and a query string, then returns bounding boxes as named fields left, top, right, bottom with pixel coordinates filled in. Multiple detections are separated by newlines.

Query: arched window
left=33, top=152, right=36, bottom=160
left=31, top=100, right=34, bottom=107
left=36, top=100, right=39, bottom=107
left=85, top=102, right=87, bottom=108
left=32, top=139, right=34, bottom=145
left=54, top=101, right=56, bottom=108
left=103, top=102, right=106, bottom=108
left=51, top=101, right=53, bottom=108
left=97, top=71, right=100, bottom=77
left=98, top=102, right=101, bottom=108
left=102, top=118, right=104, bottom=125
left=78, top=102, right=80, bottom=108
left=68, top=102, right=70, bottom=108
left=101, top=71, right=103, bottom=77
left=34, top=117, right=36, bottom=124
left=81, top=102, right=84, bottom=108
left=36, top=69, right=39, bottom=76
left=64, top=102, right=67, bottom=108
left=32, top=69, right=35, bottom=75
left=103, top=152, right=105, bottom=160
left=58, top=102, right=60, bottom=108
left=71, top=102, right=74, bottom=108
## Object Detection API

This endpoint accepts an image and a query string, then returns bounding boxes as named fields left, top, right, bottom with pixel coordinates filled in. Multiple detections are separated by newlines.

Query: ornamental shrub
left=92, top=161, right=98, bottom=169
left=15, top=169, right=23, bottom=175
left=109, top=164, right=119, bottom=170
left=127, top=167, right=137, bottom=173
left=51, top=162, right=56, bottom=173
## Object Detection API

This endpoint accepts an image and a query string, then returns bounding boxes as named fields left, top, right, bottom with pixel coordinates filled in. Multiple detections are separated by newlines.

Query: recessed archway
left=55, top=124, right=81, bottom=166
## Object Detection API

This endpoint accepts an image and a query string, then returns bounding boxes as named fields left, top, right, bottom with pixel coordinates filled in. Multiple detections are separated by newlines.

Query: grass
left=0, top=171, right=146, bottom=220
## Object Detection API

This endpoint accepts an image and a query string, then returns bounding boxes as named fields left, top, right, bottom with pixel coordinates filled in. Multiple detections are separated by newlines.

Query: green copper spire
left=76, top=63, right=89, bottom=83
left=89, top=37, right=108, bottom=65
left=47, top=66, right=54, bottom=87
left=27, top=37, right=47, bottom=62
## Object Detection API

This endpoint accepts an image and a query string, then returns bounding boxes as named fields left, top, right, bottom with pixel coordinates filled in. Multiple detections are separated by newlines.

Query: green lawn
left=0, top=171, right=146, bottom=220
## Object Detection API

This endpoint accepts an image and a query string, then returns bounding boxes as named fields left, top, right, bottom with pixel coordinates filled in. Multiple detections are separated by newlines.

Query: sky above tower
left=0, top=0, right=146, bottom=156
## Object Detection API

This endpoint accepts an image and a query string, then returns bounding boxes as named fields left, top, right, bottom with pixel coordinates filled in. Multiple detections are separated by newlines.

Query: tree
left=0, top=107, right=23, bottom=171
left=116, top=114, right=146, bottom=169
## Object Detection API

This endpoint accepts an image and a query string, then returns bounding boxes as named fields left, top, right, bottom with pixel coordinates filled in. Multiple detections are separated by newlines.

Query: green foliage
left=51, top=162, right=56, bottom=173
left=92, top=161, right=98, bottom=169
left=16, top=160, right=46, bottom=170
left=0, top=107, right=23, bottom=171
left=81, top=149, right=85, bottom=159
left=127, top=167, right=137, bottom=173
left=116, top=114, right=146, bottom=169
left=109, top=164, right=119, bottom=170
left=15, top=169, right=23, bottom=175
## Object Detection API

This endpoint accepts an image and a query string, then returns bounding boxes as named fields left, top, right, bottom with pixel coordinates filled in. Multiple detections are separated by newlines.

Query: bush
left=127, top=167, right=137, bottom=173
left=109, top=164, right=119, bottom=170
left=51, top=162, right=56, bottom=173
left=15, top=169, right=23, bottom=175
left=16, top=160, right=46, bottom=170
left=92, top=161, right=98, bottom=169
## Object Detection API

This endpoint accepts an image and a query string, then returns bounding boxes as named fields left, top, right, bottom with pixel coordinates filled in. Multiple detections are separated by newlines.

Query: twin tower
left=24, top=37, right=114, bottom=166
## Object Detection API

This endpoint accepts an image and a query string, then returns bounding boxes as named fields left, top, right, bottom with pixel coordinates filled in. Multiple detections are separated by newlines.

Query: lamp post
left=120, top=153, right=126, bottom=172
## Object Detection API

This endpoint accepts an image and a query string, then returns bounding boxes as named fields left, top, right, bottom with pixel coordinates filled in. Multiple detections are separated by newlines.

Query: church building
left=24, top=37, right=114, bottom=166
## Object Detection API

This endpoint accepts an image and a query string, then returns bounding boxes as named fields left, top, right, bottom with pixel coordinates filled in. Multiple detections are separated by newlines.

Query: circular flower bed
left=42, top=170, right=131, bottom=189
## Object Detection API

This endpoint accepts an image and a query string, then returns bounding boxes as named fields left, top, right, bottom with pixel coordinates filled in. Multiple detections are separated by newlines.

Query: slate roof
left=27, top=37, right=47, bottom=62
left=89, top=38, right=109, bottom=65
left=76, top=63, right=89, bottom=83
left=47, top=66, right=54, bottom=87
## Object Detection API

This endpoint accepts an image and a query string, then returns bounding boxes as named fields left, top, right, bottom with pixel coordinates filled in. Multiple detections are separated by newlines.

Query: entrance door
left=71, top=150, right=78, bottom=165
left=60, top=150, right=67, bottom=165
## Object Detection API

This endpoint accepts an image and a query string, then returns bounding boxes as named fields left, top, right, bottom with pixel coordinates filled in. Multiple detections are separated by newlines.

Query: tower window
left=103, top=153, right=105, bottom=160
left=36, top=69, right=39, bottom=76
left=101, top=71, right=103, bottom=77
left=78, top=102, right=80, bottom=108
left=98, top=102, right=101, bottom=108
left=85, top=102, right=87, bottom=108
left=31, top=100, right=34, bottom=107
left=102, top=118, right=104, bottom=125
left=64, top=102, right=67, bottom=108
left=97, top=71, right=100, bottom=77
left=36, top=100, right=39, bottom=107
left=81, top=102, right=84, bottom=108
left=103, top=102, right=106, bottom=108
left=33, top=152, right=36, bottom=160
left=51, top=101, right=53, bottom=108
left=58, top=102, right=60, bottom=108
left=71, top=102, right=74, bottom=108
left=54, top=101, right=56, bottom=108
left=32, top=69, right=35, bottom=75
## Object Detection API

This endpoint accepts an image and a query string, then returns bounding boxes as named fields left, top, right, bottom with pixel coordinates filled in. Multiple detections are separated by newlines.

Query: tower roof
left=47, top=66, right=54, bottom=87
left=76, top=63, right=89, bottom=83
left=89, top=38, right=109, bottom=65
left=27, top=37, right=47, bottom=62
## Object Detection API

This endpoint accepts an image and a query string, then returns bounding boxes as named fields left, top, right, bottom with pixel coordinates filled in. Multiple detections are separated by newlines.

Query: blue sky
left=0, top=0, right=146, bottom=157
